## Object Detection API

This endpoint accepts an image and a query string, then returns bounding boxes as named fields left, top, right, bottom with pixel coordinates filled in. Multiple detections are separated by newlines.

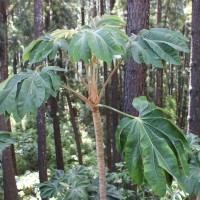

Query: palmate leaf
left=68, top=26, right=127, bottom=64
left=65, top=165, right=90, bottom=184
left=185, top=157, right=200, bottom=196
left=139, top=28, right=189, bottom=52
left=0, top=67, right=62, bottom=120
left=23, top=35, right=69, bottom=63
left=39, top=182, right=58, bottom=198
left=128, top=28, right=189, bottom=68
left=0, top=132, right=15, bottom=158
left=68, top=31, right=92, bottom=63
left=116, top=96, right=191, bottom=197
left=95, top=14, right=126, bottom=27
left=65, top=182, right=89, bottom=200
left=88, top=178, right=124, bottom=200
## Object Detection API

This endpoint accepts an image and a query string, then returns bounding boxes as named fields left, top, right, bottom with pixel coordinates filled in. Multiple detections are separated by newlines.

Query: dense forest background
left=0, top=0, right=199, bottom=199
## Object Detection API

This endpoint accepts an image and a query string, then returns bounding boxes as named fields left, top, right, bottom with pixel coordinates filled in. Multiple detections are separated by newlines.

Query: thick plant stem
left=91, top=106, right=107, bottom=200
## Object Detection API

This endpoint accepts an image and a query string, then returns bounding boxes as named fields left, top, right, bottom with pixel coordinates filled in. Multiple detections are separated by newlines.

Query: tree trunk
left=124, top=0, right=149, bottom=115
left=156, top=69, right=163, bottom=107
left=111, top=64, right=120, bottom=171
left=66, top=93, right=83, bottom=165
left=2, top=147, right=19, bottom=200
left=104, top=64, right=112, bottom=171
left=91, top=106, right=106, bottom=200
left=155, top=0, right=163, bottom=108
left=100, top=0, right=104, bottom=16
left=0, top=0, right=19, bottom=199
left=81, top=0, right=85, bottom=26
left=93, top=0, right=97, bottom=18
left=44, top=0, right=50, bottom=30
left=110, top=0, right=115, bottom=11
left=187, top=0, right=200, bottom=137
left=37, top=105, right=48, bottom=180
left=176, top=65, right=183, bottom=126
left=34, top=1, right=48, bottom=200
left=1, top=116, right=18, bottom=200
left=45, top=2, right=65, bottom=171
left=163, top=0, right=170, bottom=28
left=49, top=96, right=65, bottom=170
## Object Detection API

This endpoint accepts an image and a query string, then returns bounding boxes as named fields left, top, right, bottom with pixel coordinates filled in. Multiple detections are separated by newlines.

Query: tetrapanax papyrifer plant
left=0, top=15, right=191, bottom=199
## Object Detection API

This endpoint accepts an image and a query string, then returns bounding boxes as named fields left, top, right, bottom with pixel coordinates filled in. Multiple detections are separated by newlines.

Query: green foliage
left=184, top=133, right=200, bottom=196
left=116, top=96, right=191, bottom=197
left=23, top=15, right=189, bottom=68
left=15, top=128, right=38, bottom=174
left=0, top=132, right=15, bottom=158
left=38, top=165, right=124, bottom=200
left=23, top=34, right=70, bottom=63
left=0, top=67, right=62, bottom=120
left=126, top=28, right=189, bottom=67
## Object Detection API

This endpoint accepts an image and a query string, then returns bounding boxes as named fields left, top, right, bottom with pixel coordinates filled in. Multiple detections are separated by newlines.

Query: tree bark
left=81, top=0, right=85, bottom=26
left=176, top=65, right=183, bottom=126
left=34, top=1, right=48, bottom=200
left=103, top=63, right=112, bottom=171
left=187, top=0, right=200, bottom=137
left=66, top=93, right=83, bottom=165
left=44, top=0, right=50, bottom=30
left=155, top=0, right=163, bottom=107
left=91, top=106, right=106, bottom=200
left=123, top=0, right=149, bottom=115
left=163, top=0, right=170, bottom=28
left=110, top=0, right=115, bottom=12
left=100, top=0, right=104, bottom=16
left=93, top=0, right=97, bottom=18
left=111, top=64, right=120, bottom=170
left=49, top=96, right=65, bottom=170
left=0, top=0, right=19, bottom=199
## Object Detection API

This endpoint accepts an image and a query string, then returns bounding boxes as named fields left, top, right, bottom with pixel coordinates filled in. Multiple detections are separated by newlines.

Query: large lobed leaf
left=127, top=28, right=189, bottom=68
left=0, top=67, right=63, bottom=120
left=184, top=157, right=200, bottom=196
left=116, top=96, right=191, bottom=197
left=68, top=20, right=128, bottom=64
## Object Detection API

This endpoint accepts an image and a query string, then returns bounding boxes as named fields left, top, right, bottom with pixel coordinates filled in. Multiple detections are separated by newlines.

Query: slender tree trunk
left=181, top=89, right=188, bottom=129
left=1, top=116, right=18, bottom=200
left=100, top=0, right=104, bottom=16
left=81, top=0, right=85, bottom=26
left=163, top=0, right=170, bottom=28
left=45, top=3, right=65, bottom=171
left=0, top=1, right=19, bottom=199
left=155, top=0, right=163, bottom=107
left=13, top=53, right=17, bottom=74
left=188, top=0, right=200, bottom=137
left=111, top=65, right=120, bottom=171
left=91, top=106, right=106, bottom=200
left=176, top=65, right=183, bottom=126
left=180, top=54, right=189, bottom=129
left=66, top=93, right=83, bottom=165
left=34, top=1, right=48, bottom=200
left=2, top=147, right=19, bottom=200
left=169, top=64, right=174, bottom=95
left=93, top=0, right=97, bottom=18
left=110, top=0, right=115, bottom=11
left=44, top=0, right=50, bottom=30
left=103, top=63, right=112, bottom=171
left=49, top=96, right=65, bottom=170
left=124, top=0, right=149, bottom=115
